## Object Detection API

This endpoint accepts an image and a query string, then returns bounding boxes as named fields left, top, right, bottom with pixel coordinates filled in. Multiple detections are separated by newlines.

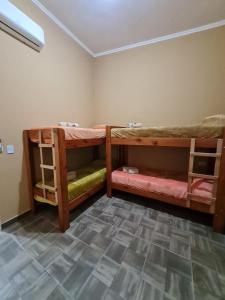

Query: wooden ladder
left=38, top=129, right=58, bottom=204
left=187, top=138, right=223, bottom=210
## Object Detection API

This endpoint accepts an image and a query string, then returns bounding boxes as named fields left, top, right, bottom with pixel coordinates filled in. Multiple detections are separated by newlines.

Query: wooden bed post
left=106, top=126, right=112, bottom=197
left=213, top=129, right=225, bottom=233
left=54, top=128, right=69, bottom=232
left=23, top=130, right=36, bottom=213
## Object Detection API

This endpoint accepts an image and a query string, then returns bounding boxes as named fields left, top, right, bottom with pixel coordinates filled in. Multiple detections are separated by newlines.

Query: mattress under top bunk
left=28, top=126, right=106, bottom=143
left=112, top=168, right=213, bottom=204
left=111, top=115, right=225, bottom=139
left=34, top=160, right=106, bottom=206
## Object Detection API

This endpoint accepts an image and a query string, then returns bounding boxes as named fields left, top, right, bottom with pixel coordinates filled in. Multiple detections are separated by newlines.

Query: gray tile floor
left=1, top=195, right=225, bottom=300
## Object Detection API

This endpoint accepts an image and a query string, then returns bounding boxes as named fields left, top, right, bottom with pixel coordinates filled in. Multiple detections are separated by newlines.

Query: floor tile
left=79, top=245, right=102, bottom=267
left=93, top=256, right=120, bottom=286
left=91, top=233, right=112, bottom=252
left=37, top=246, right=62, bottom=268
left=121, top=220, right=139, bottom=235
left=122, top=248, right=145, bottom=272
left=113, top=229, right=134, bottom=247
left=22, top=272, right=57, bottom=300
left=77, top=275, right=108, bottom=300
left=129, top=237, right=150, bottom=257
left=0, top=281, right=21, bottom=300
left=193, top=262, right=225, bottom=300
left=66, top=240, right=89, bottom=261
left=111, top=265, right=141, bottom=300
left=105, top=241, right=127, bottom=263
left=152, top=232, right=170, bottom=250
left=137, top=280, right=175, bottom=300
left=47, top=253, right=75, bottom=284
left=62, top=261, right=93, bottom=298
left=46, top=285, right=73, bottom=300
left=191, top=247, right=217, bottom=271
left=137, top=225, right=154, bottom=241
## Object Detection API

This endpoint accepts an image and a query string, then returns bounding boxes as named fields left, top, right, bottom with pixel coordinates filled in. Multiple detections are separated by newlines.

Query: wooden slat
left=65, top=138, right=105, bottom=149
left=111, top=137, right=219, bottom=148
left=38, top=144, right=54, bottom=148
left=187, top=193, right=215, bottom=204
left=187, top=139, right=195, bottom=207
left=41, top=184, right=57, bottom=192
left=189, top=172, right=218, bottom=180
left=40, top=164, right=56, bottom=170
left=190, top=152, right=221, bottom=158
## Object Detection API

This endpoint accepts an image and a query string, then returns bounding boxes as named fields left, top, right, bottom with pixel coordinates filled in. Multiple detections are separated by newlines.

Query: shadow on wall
left=19, top=147, right=31, bottom=217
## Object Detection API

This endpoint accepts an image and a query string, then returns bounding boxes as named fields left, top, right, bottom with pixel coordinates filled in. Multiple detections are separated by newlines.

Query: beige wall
left=0, top=0, right=94, bottom=223
left=94, top=26, right=225, bottom=126
left=94, top=26, right=225, bottom=172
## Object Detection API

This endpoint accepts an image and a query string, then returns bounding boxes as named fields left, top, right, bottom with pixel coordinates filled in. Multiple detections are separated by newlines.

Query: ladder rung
left=40, top=164, right=56, bottom=170
left=187, top=193, right=216, bottom=203
left=190, top=152, right=221, bottom=158
left=39, top=143, right=54, bottom=148
left=189, top=172, right=218, bottom=180
left=41, top=184, right=57, bottom=192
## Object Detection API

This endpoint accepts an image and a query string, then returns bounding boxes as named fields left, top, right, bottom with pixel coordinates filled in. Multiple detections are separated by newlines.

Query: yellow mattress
left=112, top=115, right=225, bottom=139
left=34, top=160, right=106, bottom=206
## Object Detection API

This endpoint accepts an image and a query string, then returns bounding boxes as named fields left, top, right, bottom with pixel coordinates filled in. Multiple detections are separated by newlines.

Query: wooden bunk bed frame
left=23, top=127, right=106, bottom=232
left=106, top=126, right=225, bottom=233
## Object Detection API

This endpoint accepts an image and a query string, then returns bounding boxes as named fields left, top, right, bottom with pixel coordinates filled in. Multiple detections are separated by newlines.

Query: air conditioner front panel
left=0, top=0, right=45, bottom=49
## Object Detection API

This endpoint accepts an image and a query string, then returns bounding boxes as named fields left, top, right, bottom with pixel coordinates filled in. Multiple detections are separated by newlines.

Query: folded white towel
left=122, top=167, right=139, bottom=174
left=127, top=122, right=143, bottom=128
left=57, top=122, right=79, bottom=127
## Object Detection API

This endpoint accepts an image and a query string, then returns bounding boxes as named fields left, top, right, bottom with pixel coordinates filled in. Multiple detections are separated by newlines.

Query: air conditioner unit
left=0, top=0, right=45, bottom=51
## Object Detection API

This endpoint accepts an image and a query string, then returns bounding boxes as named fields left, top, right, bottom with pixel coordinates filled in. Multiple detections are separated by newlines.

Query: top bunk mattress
left=28, top=126, right=106, bottom=142
left=111, top=115, right=225, bottom=139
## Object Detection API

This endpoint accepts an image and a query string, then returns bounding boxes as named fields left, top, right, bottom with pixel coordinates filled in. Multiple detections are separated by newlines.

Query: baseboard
left=1, top=210, right=31, bottom=229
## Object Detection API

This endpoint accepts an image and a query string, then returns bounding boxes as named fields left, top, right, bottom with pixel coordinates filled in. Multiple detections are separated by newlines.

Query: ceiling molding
left=31, top=0, right=225, bottom=58
left=94, top=19, right=225, bottom=57
left=31, top=0, right=94, bottom=57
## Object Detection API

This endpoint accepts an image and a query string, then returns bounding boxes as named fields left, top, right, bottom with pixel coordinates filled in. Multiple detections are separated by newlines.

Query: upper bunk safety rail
left=38, top=129, right=58, bottom=203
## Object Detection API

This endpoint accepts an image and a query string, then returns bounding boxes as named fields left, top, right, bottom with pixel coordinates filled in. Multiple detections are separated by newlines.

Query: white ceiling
left=34, top=0, right=225, bottom=56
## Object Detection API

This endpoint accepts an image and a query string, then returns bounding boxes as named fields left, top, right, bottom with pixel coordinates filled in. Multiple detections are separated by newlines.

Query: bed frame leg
left=23, top=130, right=36, bottom=214
left=106, top=126, right=112, bottom=198
left=213, top=130, right=225, bottom=233
left=55, top=128, right=70, bottom=232
left=58, top=205, right=69, bottom=232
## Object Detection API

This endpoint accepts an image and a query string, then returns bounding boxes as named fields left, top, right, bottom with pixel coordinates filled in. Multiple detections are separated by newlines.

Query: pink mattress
left=112, top=169, right=213, bottom=203
left=28, top=126, right=106, bottom=142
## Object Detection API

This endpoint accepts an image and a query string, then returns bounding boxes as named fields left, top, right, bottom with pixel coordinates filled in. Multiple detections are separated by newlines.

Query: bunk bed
left=106, top=115, right=225, bottom=233
left=23, top=126, right=106, bottom=232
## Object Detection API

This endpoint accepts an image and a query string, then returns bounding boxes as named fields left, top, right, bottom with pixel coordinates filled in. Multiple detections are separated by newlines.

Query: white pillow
left=201, top=114, right=225, bottom=126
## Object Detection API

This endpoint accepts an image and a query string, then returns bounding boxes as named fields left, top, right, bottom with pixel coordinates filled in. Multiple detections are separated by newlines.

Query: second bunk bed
left=24, top=126, right=106, bottom=232
left=106, top=115, right=225, bottom=233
